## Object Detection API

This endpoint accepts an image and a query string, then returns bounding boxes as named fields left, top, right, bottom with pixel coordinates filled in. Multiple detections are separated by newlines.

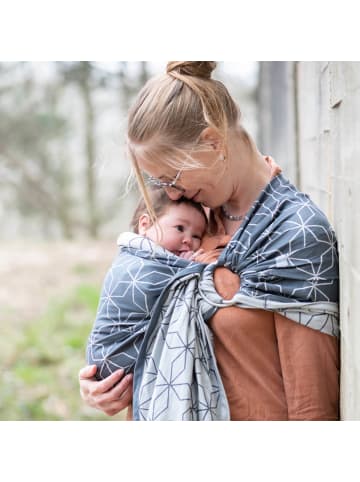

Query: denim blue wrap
left=88, top=174, right=339, bottom=420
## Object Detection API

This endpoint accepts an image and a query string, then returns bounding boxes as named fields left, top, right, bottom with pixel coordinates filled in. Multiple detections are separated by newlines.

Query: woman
left=79, top=61, right=339, bottom=420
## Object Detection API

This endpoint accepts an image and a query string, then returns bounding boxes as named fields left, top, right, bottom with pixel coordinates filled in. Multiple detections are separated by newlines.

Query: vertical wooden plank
left=258, top=61, right=360, bottom=419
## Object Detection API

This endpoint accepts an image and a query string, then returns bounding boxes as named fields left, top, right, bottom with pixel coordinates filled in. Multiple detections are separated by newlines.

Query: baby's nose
left=182, top=236, right=192, bottom=247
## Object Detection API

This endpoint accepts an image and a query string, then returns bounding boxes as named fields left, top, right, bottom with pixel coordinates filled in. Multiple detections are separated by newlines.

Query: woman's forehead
left=135, top=147, right=194, bottom=174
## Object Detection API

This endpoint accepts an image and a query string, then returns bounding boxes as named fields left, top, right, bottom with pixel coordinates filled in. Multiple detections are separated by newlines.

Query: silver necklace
left=221, top=204, right=245, bottom=221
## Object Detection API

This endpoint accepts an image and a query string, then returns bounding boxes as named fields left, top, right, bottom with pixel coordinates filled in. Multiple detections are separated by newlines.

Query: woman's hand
left=193, top=248, right=224, bottom=264
left=79, top=365, right=133, bottom=417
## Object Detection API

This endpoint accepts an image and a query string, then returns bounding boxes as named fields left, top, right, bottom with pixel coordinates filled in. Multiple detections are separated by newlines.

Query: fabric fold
left=88, top=173, right=339, bottom=420
left=133, top=174, right=339, bottom=420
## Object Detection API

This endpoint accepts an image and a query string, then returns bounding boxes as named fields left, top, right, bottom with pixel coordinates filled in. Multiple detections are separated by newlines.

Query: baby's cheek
left=193, top=239, right=201, bottom=250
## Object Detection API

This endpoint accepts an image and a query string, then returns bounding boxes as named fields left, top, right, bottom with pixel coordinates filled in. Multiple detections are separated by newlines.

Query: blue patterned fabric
left=208, top=173, right=340, bottom=335
left=87, top=231, right=229, bottom=420
left=88, top=173, right=339, bottom=421
left=86, top=233, right=192, bottom=379
left=133, top=174, right=339, bottom=420
left=132, top=263, right=231, bottom=421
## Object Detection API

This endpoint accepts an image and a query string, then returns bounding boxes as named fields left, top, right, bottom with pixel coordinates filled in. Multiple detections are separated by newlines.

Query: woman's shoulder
left=268, top=176, right=337, bottom=248
left=271, top=175, right=331, bottom=219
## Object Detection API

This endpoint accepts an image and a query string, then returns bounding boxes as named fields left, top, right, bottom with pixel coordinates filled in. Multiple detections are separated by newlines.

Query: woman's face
left=139, top=150, right=229, bottom=209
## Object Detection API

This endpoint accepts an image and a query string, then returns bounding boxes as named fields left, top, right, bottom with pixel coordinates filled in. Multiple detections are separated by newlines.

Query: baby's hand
left=179, top=249, right=205, bottom=260
left=179, top=249, right=223, bottom=263
left=193, top=248, right=224, bottom=264
left=190, top=249, right=205, bottom=260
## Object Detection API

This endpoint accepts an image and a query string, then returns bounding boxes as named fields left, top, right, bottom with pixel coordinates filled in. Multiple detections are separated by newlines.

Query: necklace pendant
left=221, top=205, right=244, bottom=221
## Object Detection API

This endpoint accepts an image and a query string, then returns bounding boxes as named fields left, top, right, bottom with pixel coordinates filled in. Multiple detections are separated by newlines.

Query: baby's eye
left=192, top=234, right=201, bottom=240
left=175, top=225, right=184, bottom=232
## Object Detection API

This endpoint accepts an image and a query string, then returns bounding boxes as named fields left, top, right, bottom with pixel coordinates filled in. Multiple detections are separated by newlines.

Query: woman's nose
left=164, top=188, right=184, bottom=201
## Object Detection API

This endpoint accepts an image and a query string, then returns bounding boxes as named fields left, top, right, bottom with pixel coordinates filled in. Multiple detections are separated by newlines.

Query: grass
left=0, top=282, right=126, bottom=421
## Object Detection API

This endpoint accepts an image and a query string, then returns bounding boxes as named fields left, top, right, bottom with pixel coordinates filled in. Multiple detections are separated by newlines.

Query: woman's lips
left=191, top=191, right=201, bottom=202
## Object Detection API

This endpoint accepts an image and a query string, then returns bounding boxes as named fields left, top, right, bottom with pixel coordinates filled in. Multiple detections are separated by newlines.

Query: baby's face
left=145, top=203, right=206, bottom=256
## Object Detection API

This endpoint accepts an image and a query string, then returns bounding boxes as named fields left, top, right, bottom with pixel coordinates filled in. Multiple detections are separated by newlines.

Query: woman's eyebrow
left=151, top=173, right=167, bottom=180
left=160, top=172, right=176, bottom=180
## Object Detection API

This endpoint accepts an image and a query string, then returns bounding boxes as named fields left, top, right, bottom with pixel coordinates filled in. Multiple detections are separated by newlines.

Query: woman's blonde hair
left=126, top=61, right=241, bottom=223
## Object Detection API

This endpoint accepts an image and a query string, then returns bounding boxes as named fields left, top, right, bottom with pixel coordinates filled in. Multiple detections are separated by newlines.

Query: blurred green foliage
left=0, top=283, right=126, bottom=421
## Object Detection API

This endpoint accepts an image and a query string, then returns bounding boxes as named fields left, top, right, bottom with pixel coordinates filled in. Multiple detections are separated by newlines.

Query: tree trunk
left=79, top=62, right=98, bottom=238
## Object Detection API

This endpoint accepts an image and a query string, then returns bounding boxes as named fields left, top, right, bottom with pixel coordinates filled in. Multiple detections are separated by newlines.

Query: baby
left=130, top=188, right=207, bottom=260
left=86, top=189, right=208, bottom=379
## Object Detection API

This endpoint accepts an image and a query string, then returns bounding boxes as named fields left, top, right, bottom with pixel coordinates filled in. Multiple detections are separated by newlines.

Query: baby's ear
left=138, top=213, right=152, bottom=235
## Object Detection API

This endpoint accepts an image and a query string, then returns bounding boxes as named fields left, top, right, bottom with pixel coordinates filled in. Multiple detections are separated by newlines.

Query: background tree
left=0, top=62, right=253, bottom=241
left=0, top=62, right=73, bottom=238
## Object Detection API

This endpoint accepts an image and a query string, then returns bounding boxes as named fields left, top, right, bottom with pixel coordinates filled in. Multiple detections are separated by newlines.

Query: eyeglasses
left=146, top=169, right=185, bottom=193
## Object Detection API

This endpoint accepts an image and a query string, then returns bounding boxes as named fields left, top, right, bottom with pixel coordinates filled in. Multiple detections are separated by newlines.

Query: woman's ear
left=138, top=213, right=152, bottom=235
left=199, top=127, right=223, bottom=151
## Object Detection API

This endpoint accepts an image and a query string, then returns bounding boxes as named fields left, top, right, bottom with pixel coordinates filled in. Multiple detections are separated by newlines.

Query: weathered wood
left=258, top=61, right=360, bottom=420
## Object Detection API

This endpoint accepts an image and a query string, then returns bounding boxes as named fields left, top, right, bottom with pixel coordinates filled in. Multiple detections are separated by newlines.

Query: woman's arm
left=79, top=365, right=133, bottom=416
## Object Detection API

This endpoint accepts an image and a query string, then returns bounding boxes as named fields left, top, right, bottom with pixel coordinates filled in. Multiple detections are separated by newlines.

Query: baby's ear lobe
left=138, top=213, right=152, bottom=235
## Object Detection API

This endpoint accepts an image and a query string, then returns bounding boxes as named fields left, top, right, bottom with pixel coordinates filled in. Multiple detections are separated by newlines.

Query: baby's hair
left=130, top=187, right=208, bottom=234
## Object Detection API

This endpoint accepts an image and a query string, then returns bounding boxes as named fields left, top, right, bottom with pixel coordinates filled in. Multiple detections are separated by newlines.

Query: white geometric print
left=88, top=174, right=339, bottom=420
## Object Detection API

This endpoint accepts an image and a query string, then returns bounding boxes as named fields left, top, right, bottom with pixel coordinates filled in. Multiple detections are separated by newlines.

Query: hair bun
left=166, top=61, right=217, bottom=79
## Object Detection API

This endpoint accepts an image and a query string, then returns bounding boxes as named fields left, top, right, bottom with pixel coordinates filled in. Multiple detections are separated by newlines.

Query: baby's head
left=130, top=188, right=208, bottom=257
